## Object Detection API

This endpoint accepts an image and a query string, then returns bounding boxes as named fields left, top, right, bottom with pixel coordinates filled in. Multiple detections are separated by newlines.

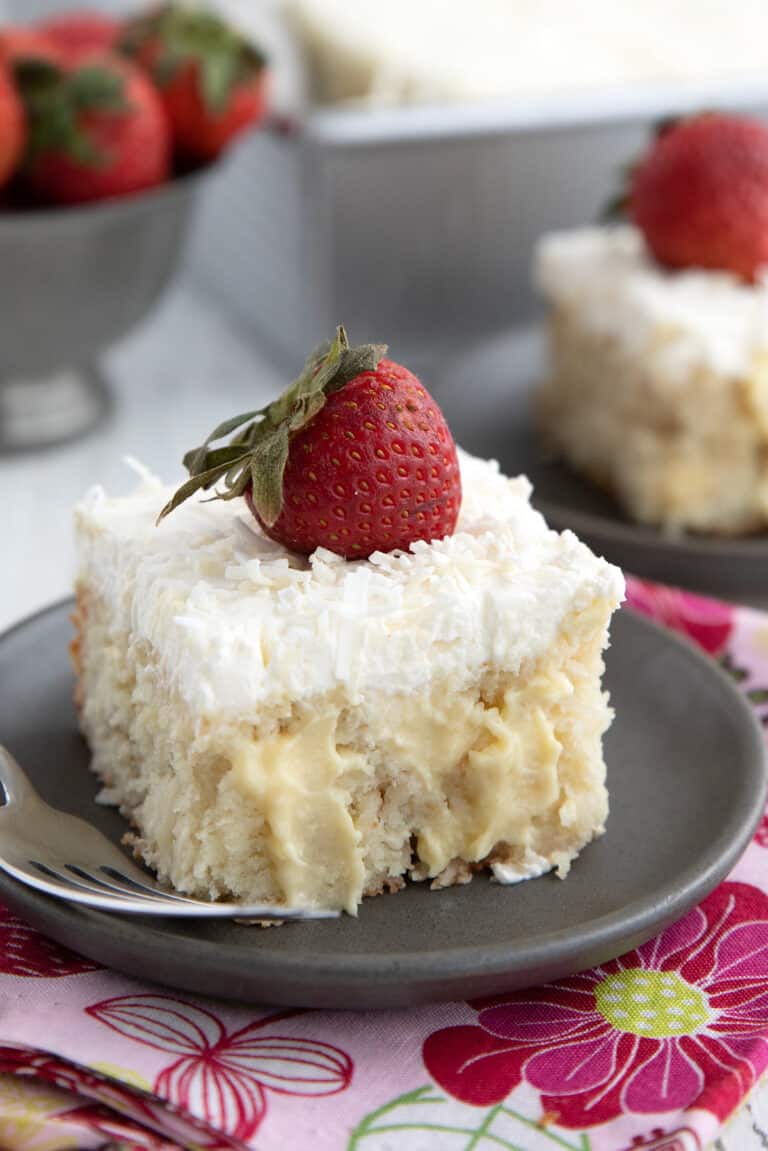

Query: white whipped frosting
left=74, top=450, right=624, bottom=719
left=535, top=225, right=768, bottom=378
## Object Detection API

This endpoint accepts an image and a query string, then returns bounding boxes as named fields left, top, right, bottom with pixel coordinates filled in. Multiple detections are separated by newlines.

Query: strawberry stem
left=158, top=328, right=387, bottom=526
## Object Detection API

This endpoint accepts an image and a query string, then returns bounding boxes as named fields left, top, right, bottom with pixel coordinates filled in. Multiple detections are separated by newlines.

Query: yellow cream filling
left=229, top=716, right=365, bottom=913
left=228, top=666, right=572, bottom=913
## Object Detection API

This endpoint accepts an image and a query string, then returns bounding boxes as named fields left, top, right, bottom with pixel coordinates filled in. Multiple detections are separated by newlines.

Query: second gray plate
left=0, top=600, right=764, bottom=1008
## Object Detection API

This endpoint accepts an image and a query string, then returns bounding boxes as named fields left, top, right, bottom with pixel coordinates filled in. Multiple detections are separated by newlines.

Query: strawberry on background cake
left=536, top=113, right=768, bottom=536
left=72, top=328, right=623, bottom=916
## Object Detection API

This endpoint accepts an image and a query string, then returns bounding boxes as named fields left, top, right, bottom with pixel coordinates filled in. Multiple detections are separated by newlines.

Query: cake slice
left=536, top=115, right=768, bottom=536
left=72, top=331, right=623, bottom=915
left=536, top=225, right=768, bottom=534
left=73, top=453, right=622, bottom=914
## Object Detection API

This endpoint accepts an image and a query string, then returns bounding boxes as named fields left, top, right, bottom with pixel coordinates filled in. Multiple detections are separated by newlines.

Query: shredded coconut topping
left=536, top=225, right=768, bottom=379
left=75, top=450, right=624, bottom=718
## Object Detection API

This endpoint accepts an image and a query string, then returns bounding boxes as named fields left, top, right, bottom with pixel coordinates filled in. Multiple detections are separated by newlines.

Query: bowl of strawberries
left=0, top=3, right=268, bottom=449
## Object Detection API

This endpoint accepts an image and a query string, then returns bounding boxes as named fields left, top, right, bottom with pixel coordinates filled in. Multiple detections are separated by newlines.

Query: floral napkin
left=0, top=577, right=767, bottom=1151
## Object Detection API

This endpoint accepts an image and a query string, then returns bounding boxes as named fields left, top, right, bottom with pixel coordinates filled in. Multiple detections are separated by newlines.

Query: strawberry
left=159, top=327, right=462, bottom=559
left=120, top=3, right=267, bottom=162
left=38, top=10, right=120, bottom=61
left=0, top=27, right=62, bottom=67
left=0, top=61, right=24, bottom=188
left=629, top=113, right=768, bottom=281
left=14, top=54, right=171, bottom=205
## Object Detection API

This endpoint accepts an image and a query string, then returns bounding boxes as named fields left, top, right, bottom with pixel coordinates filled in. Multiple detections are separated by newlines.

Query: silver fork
left=0, top=746, right=338, bottom=920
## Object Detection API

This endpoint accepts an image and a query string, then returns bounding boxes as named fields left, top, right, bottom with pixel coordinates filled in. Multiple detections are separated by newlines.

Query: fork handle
left=0, top=746, right=39, bottom=808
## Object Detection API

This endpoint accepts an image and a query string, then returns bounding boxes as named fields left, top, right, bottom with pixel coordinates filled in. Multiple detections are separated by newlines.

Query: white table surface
left=0, top=281, right=283, bottom=634
left=0, top=279, right=766, bottom=1149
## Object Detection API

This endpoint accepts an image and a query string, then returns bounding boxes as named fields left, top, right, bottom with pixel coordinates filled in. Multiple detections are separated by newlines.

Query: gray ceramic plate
left=0, top=600, right=764, bottom=1009
left=441, top=327, right=768, bottom=607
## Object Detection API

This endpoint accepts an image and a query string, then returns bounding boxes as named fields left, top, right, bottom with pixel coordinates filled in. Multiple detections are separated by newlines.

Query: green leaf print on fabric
left=348, top=1085, right=592, bottom=1151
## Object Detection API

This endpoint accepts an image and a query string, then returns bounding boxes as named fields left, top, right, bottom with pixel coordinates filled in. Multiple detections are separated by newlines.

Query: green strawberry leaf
left=184, top=444, right=254, bottom=485
left=248, top=424, right=290, bottom=526
left=200, top=49, right=240, bottom=114
left=598, top=162, right=635, bottom=223
left=120, top=2, right=266, bottom=113
left=158, top=327, right=387, bottom=526
left=182, top=408, right=268, bottom=475
left=68, top=66, right=129, bottom=113
left=156, top=453, right=252, bottom=523
left=15, top=59, right=128, bottom=168
left=600, top=190, right=628, bottom=223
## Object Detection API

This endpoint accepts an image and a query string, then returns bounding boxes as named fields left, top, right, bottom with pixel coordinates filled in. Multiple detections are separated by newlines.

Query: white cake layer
left=74, top=450, right=624, bottom=721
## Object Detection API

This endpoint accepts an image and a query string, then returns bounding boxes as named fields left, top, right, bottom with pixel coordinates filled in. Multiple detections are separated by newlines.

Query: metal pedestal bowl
left=0, top=173, right=202, bottom=451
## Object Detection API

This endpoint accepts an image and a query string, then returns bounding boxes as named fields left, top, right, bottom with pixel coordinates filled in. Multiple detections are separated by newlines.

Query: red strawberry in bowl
left=0, top=61, right=24, bottom=189
left=159, top=327, right=462, bottom=559
left=38, top=10, right=121, bottom=61
left=120, top=2, right=267, bottom=163
left=629, top=112, right=768, bottom=282
left=0, top=27, right=62, bottom=67
left=14, top=53, right=171, bottom=205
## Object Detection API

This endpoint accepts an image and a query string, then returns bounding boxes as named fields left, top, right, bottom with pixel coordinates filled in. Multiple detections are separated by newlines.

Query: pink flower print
left=624, top=578, right=734, bottom=657
left=756, top=813, right=768, bottom=848
left=619, top=1128, right=701, bottom=1151
left=0, top=904, right=100, bottom=977
left=424, top=882, right=768, bottom=1128
left=87, top=994, right=353, bottom=1142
